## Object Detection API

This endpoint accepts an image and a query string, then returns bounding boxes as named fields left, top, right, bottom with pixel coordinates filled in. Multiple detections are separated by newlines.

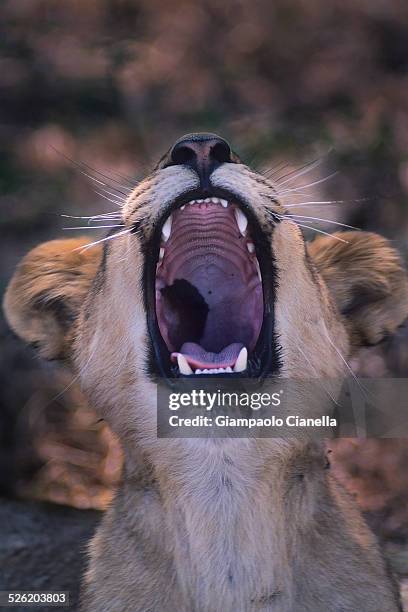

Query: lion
left=4, top=133, right=408, bottom=611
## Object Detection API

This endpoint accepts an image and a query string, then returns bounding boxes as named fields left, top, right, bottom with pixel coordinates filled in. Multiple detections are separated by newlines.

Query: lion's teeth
left=234, top=209, right=248, bottom=235
left=159, top=247, right=165, bottom=260
left=233, top=347, right=248, bottom=373
left=162, top=215, right=172, bottom=242
left=182, top=198, right=229, bottom=208
left=194, top=366, right=233, bottom=374
left=177, top=354, right=193, bottom=375
left=255, top=259, right=262, bottom=282
left=247, top=242, right=255, bottom=253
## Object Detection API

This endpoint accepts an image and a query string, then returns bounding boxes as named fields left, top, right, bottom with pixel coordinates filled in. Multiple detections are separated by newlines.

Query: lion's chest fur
left=147, top=444, right=290, bottom=611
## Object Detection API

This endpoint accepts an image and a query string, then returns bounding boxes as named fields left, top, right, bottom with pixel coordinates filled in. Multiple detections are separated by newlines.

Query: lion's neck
left=123, top=439, right=310, bottom=607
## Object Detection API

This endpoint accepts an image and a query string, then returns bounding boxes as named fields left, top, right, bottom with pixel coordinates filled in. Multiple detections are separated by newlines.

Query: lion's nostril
left=210, top=140, right=232, bottom=164
left=166, top=133, right=233, bottom=187
left=170, top=144, right=196, bottom=165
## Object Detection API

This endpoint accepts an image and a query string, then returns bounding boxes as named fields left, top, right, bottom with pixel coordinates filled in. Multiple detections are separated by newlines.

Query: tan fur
left=309, top=231, right=408, bottom=349
left=3, top=238, right=101, bottom=360
left=4, top=159, right=407, bottom=611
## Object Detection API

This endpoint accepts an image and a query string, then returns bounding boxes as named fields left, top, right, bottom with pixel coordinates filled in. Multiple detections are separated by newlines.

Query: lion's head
left=4, top=133, right=408, bottom=435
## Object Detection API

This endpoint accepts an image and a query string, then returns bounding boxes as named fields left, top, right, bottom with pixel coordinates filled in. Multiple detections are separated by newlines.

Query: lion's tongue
left=171, top=342, right=244, bottom=369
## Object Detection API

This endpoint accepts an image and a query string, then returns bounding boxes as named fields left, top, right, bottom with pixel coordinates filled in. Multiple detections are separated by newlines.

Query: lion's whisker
left=263, top=162, right=291, bottom=179
left=276, top=172, right=338, bottom=199
left=274, top=156, right=325, bottom=186
left=63, top=225, right=125, bottom=230
left=322, top=326, right=369, bottom=398
left=76, top=159, right=134, bottom=189
left=88, top=217, right=123, bottom=224
left=90, top=216, right=123, bottom=222
left=101, top=166, right=138, bottom=187
left=74, top=167, right=130, bottom=197
left=297, top=345, right=339, bottom=406
left=64, top=154, right=135, bottom=193
left=80, top=168, right=132, bottom=195
left=286, top=203, right=343, bottom=209
left=93, top=186, right=128, bottom=204
left=276, top=187, right=317, bottom=198
left=285, top=200, right=348, bottom=207
left=76, top=228, right=132, bottom=252
left=285, top=171, right=339, bottom=192
left=285, top=220, right=349, bottom=243
left=61, top=213, right=122, bottom=221
left=50, top=146, right=134, bottom=195
left=285, top=214, right=359, bottom=231
left=93, top=190, right=127, bottom=207
left=285, top=196, right=371, bottom=208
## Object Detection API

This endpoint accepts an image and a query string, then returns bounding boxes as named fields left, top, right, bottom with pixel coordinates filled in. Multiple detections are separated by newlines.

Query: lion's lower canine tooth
left=162, top=215, right=172, bottom=242
left=233, top=347, right=248, bottom=372
left=177, top=354, right=193, bottom=375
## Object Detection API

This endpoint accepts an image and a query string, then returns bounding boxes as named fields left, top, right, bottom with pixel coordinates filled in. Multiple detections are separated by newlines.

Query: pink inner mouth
left=155, top=200, right=263, bottom=372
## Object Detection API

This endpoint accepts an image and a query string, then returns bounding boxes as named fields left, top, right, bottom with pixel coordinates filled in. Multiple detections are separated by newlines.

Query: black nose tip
left=167, top=133, right=233, bottom=188
left=171, top=133, right=232, bottom=166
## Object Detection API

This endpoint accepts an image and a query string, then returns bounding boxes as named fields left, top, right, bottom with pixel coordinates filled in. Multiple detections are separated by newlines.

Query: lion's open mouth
left=153, top=196, right=268, bottom=377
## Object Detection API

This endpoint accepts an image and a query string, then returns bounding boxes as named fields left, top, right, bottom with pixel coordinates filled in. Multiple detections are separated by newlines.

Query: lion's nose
left=168, top=133, right=233, bottom=188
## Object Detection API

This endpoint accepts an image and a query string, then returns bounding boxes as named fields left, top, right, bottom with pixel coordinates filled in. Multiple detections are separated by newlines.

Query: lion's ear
left=308, top=231, right=408, bottom=349
left=3, top=238, right=102, bottom=361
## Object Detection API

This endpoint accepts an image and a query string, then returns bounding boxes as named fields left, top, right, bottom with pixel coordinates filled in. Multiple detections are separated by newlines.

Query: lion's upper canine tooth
left=159, top=247, right=165, bottom=260
left=233, top=347, right=248, bottom=373
left=220, top=199, right=228, bottom=208
left=234, top=208, right=248, bottom=235
left=255, top=259, right=262, bottom=282
left=162, top=215, right=172, bottom=242
left=180, top=205, right=186, bottom=211
left=177, top=354, right=193, bottom=375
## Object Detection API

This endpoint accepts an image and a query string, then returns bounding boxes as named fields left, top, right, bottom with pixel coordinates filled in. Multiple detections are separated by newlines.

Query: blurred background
left=1, top=0, right=408, bottom=590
